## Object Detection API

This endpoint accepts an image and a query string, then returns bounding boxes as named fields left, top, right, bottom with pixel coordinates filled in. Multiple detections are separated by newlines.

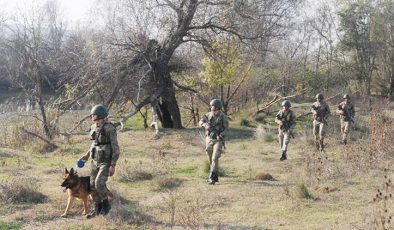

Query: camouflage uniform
left=89, top=122, right=120, bottom=204
left=199, top=110, right=229, bottom=183
left=337, top=101, right=355, bottom=144
left=275, top=108, right=296, bottom=159
left=311, top=100, right=330, bottom=150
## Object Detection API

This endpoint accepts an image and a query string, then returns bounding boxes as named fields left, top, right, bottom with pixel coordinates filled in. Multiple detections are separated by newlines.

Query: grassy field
left=0, top=104, right=393, bottom=230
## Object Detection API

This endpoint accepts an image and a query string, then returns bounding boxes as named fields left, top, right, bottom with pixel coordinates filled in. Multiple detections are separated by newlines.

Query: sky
left=0, top=0, right=95, bottom=24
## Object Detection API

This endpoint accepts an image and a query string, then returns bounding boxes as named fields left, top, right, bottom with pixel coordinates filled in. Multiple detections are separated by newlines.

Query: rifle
left=279, top=120, right=295, bottom=138
left=207, top=123, right=226, bottom=149
left=312, top=105, right=328, bottom=125
left=337, top=105, right=354, bottom=123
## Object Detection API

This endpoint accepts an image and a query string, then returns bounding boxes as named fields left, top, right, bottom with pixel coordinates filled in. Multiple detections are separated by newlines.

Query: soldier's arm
left=107, top=125, right=120, bottom=167
left=290, top=111, right=296, bottom=128
left=325, top=103, right=331, bottom=115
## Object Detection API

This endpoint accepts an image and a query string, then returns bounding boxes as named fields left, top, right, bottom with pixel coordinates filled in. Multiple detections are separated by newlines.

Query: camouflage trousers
left=205, top=137, right=223, bottom=173
left=90, top=162, right=111, bottom=203
left=313, top=120, right=327, bottom=141
left=278, top=128, right=291, bottom=151
left=340, top=120, right=350, bottom=142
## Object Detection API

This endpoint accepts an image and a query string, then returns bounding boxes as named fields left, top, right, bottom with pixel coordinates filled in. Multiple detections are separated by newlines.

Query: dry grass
left=0, top=177, right=47, bottom=204
left=0, top=101, right=393, bottom=229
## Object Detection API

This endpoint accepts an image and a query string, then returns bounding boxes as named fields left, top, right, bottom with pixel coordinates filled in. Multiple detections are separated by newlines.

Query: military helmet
left=90, top=104, right=108, bottom=118
left=281, top=100, right=291, bottom=107
left=343, top=94, right=350, bottom=99
left=209, top=99, right=222, bottom=109
left=316, top=93, right=324, bottom=100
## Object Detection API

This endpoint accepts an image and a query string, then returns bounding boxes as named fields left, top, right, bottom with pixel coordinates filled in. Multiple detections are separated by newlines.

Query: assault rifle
left=337, top=105, right=354, bottom=123
left=279, top=120, right=295, bottom=138
left=207, top=123, right=226, bottom=149
left=312, top=105, right=328, bottom=125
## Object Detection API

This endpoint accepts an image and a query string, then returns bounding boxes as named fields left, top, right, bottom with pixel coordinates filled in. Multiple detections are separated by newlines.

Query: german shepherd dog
left=61, top=168, right=91, bottom=217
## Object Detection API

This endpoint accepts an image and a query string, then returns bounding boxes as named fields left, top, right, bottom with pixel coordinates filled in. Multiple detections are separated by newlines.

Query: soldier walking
left=80, top=104, right=120, bottom=218
left=336, top=94, right=355, bottom=145
left=311, top=94, right=331, bottom=151
left=275, top=100, right=296, bottom=161
left=199, top=99, right=229, bottom=185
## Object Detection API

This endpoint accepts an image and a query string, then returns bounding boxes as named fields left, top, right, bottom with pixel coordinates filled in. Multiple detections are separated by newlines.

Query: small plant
left=264, top=133, right=274, bottom=142
left=154, top=176, right=182, bottom=191
left=296, top=181, right=314, bottom=200
left=240, top=118, right=250, bottom=127
left=0, top=177, right=47, bottom=204
left=371, top=173, right=394, bottom=230
left=117, top=160, right=153, bottom=183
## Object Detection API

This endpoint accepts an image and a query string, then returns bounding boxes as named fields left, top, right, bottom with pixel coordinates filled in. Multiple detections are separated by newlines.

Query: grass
left=0, top=221, right=23, bottom=230
left=0, top=104, right=392, bottom=229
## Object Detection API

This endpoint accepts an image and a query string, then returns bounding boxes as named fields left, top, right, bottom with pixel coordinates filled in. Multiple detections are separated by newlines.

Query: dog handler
left=80, top=104, right=120, bottom=218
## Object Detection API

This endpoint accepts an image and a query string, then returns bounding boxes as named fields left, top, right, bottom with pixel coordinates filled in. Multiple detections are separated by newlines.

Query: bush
left=0, top=177, right=47, bottom=204
left=117, top=160, right=154, bottom=183
left=297, top=182, right=314, bottom=200
left=264, top=133, right=274, bottom=142
left=154, top=176, right=182, bottom=191
left=240, top=118, right=250, bottom=127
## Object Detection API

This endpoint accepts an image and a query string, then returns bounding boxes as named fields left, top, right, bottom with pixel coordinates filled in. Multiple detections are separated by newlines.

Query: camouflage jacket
left=89, top=122, right=120, bottom=166
left=337, top=101, right=355, bottom=121
left=311, top=101, right=331, bottom=122
left=199, top=111, right=229, bottom=139
left=275, top=109, right=296, bottom=130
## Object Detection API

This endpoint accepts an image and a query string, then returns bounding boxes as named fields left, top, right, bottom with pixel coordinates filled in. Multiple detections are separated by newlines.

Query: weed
left=0, top=221, right=23, bottom=230
left=240, top=118, right=250, bottom=127
left=371, top=173, right=394, bottom=230
left=296, top=182, right=314, bottom=200
left=0, top=177, right=47, bottom=204
left=154, top=176, right=182, bottom=191
left=117, top=160, right=153, bottom=183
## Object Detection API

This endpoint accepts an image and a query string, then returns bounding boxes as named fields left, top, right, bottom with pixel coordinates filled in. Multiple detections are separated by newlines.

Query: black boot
left=280, top=150, right=287, bottom=161
left=207, top=171, right=216, bottom=185
left=86, top=202, right=102, bottom=219
left=212, top=171, right=219, bottom=183
left=101, top=199, right=111, bottom=215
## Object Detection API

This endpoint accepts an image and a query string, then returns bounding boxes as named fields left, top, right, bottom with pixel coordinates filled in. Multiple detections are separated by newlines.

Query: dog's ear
left=64, top=168, right=69, bottom=174
left=70, top=168, right=74, bottom=175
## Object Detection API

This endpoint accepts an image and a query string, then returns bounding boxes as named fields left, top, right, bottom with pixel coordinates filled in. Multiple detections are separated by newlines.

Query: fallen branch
left=21, top=127, right=59, bottom=149
left=255, top=88, right=309, bottom=115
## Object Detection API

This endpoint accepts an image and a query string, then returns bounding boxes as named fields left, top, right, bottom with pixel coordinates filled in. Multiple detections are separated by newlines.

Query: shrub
left=0, top=177, right=47, bottom=204
left=154, top=176, right=182, bottom=191
left=117, top=160, right=154, bottom=183
left=297, top=182, right=314, bottom=200
left=264, top=133, right=274, bottom=142
left=240, top=118, right=250, bottom=127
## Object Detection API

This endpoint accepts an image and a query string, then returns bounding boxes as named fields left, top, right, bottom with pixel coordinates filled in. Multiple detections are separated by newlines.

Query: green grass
left=0, top=221, right=23, bottom=230
left=174, top=166, right=198, bottom=177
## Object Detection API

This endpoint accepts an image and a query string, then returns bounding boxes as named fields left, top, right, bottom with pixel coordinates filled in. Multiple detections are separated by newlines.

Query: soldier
left=336, top=94, right=355, bottom=145
left=275, top=100, right=296, bottom=161
left=80, top=104, right=120, bottom=218
left=311, top=94, right=331, bottom=151
left=199, top=99, right=229, bottom=185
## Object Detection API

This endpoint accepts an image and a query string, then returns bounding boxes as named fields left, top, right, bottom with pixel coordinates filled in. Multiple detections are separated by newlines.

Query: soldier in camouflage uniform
left=336, top=94, right=355, bottom=145
left=80, top=104, right=120, bottom=218
left=199, top=99, right=229, bottom=185
left=311, top=94, right=331, bottom=151
left=275, top=100, right=296, bottom=161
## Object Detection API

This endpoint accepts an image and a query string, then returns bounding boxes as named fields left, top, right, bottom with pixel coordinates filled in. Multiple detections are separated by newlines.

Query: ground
left=0, top=106, right=393, bottom=230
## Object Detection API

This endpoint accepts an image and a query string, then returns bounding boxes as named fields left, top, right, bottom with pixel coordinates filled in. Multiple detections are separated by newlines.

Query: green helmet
left=90, top=104, right=108, bottom=118
left=281, top=100, right=291, bottom=107
left=316, top=93, right=324, bottom=100
left=343, top=94, right=350, bottom=99
left=209, top=99, right=222, bottom=109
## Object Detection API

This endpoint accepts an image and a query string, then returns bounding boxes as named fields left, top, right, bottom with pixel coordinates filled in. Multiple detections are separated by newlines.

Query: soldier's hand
left=312, top=110, right=317, bottom=115
left=278, top=121, right=283, bottom=126
left=204, top=123, right=210, bottom=130
left=80, top=152, right=90, bottom=161
left=109, top=165, right=115, bottom=177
